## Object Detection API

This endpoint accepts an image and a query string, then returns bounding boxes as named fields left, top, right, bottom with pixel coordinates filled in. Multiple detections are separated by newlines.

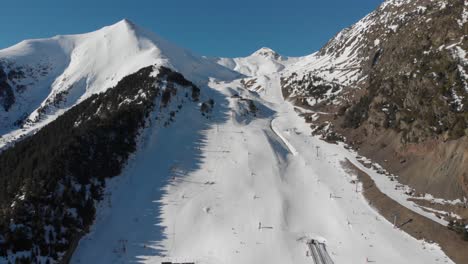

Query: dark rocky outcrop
left=0, top=67, right=15, bottom=111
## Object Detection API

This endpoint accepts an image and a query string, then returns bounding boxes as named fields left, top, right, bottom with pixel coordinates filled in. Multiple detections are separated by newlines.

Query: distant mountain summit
left=251, top=47, right=281, bottom=59
left=212, top=47, right=303, bottom=77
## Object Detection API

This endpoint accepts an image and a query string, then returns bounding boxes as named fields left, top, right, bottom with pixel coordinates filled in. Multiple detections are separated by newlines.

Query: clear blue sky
left=1, top=0, right=383, bottom=57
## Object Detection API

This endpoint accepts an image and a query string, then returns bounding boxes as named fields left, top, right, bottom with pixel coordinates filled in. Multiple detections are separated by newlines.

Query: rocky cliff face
left=357, top=0, right=467, bottom=142
left=282, top=0, right=468, bottom=199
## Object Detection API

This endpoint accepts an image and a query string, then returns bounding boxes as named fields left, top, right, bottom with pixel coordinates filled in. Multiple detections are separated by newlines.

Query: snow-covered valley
left=71, top=74, right=453, bottom=264
left=2, top=0, right=468, bottom=261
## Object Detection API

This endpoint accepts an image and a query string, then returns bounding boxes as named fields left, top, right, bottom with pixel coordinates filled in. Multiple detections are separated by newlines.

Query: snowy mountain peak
left=108, top=19, right=146, bottom=36
left=0, top=19, right=239, bottom=141
left=118, top=18, right=134, bottom=26
left=211, top=47, right=304, bottom=77
left=107, top=19, right=137, bottom=33
left=252, top=47, right=280, bottom=59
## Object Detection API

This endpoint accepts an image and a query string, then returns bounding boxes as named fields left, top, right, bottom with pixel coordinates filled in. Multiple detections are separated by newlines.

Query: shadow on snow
left=71, top=84, right=231, bottom=263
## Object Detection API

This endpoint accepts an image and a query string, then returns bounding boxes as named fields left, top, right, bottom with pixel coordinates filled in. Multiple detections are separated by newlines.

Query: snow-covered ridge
left=0, top=19, right=239, bottom=147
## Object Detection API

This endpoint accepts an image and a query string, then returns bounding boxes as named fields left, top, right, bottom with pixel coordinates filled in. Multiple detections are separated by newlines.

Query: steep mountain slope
left=281, top=0, right=468, bottom=200
left=0, top=19, right=239, bottom=147
left=0, top=65, right=207, bottom=263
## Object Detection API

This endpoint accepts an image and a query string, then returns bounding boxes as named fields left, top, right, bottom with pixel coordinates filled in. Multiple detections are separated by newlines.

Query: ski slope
left=71, top=72, right=453, bottom=264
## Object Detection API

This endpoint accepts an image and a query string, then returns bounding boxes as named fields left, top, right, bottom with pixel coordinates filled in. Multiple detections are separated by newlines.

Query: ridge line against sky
left=1, top=0, right=383, bottom=57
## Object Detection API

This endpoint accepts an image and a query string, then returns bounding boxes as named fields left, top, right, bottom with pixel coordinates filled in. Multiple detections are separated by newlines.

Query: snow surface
left=71, top=72, right=453, bottom=264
